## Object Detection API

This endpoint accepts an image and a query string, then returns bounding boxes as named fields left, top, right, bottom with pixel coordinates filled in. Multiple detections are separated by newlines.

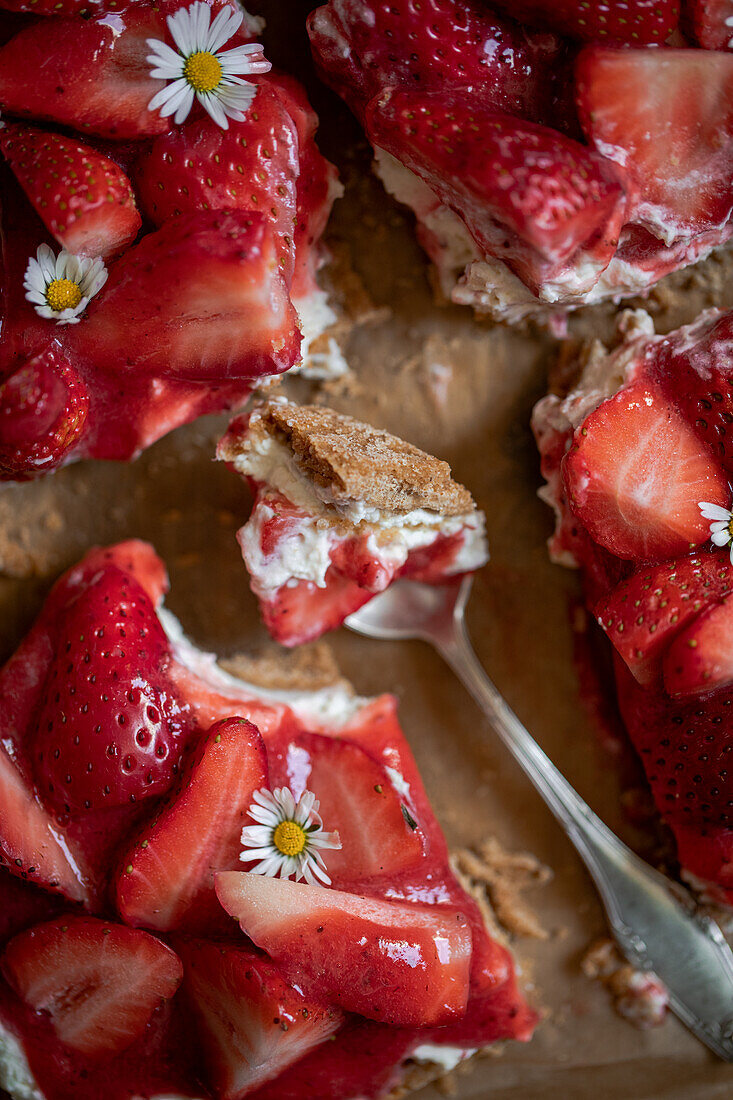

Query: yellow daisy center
left=273, top=820, right=307, bottom=857
left=45, top=278, right=81, bottom=313
left=183, top=50, right=223, bottom=93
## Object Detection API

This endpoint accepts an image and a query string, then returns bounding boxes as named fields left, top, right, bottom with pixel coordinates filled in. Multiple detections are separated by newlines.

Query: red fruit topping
left=616, top=660, right=733, bottom=828
left=116, top=717, right=268, bottom=932
left=33, top=564, right=187, bottom=814
left=0, top=346, right=89, bottom=480
left=0, top=745, right=90, bottom=904
left=577, top=47, right=733, bottom=244
left=215, top=871, right=472, bottom=1027
left=0, top=124, right=141, bottom=258
left=489, top=0, right=679, bottom=43
left=71, top=213, right=300, bottom=380
left=563, top=379, right=729, bottom=561
left=307, top=0, right=565, bottom=125
left=135, top=82, right=299, bottom=279
left=2, top=915, right=182, bottom=1056
left=176, top=940, right=342, bottom=1099
left=686, top=0, right=733, bottom=50
left=595, top=553, right=733, bottom=686
left=0, top=10, right=169, bottom=139
left=663, top=598, right=733, bottom=697
left=365, top=89, right=626, bottom=291
left=269, top=732, right=427, bottom=885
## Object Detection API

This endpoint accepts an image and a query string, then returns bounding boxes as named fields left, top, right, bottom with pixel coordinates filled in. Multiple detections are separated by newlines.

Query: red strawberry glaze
left=533, top=306, right=733, bottom=903
left=0, top=542, right=536, bottom=1099
left=0, top=2, right=341, bottom=480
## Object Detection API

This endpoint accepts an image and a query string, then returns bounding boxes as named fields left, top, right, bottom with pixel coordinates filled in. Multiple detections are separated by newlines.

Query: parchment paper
left=3, top=3, right=733, bottom=1097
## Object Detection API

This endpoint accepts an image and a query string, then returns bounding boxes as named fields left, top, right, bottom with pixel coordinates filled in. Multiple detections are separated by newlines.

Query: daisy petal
left=173, top=85, right=196, bottom=125
left=199, top=91, right=229, bottom=128
left=712, top=530, right=731, bottom=547
left=699, top=502, right=732, bottom=522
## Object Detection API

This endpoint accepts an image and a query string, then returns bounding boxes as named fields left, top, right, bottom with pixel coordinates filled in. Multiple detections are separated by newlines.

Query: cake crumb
left=220, top=643, right=347, bottom=693
left=452, top=837, right=552, bottom=941
left=581, top=938, right=669, bottom=1029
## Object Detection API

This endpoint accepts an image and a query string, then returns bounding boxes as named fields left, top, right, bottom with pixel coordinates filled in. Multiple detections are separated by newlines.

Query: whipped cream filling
left=231, top=431, right=488, bottom=593
left=292, top=286, right=349, bottom=381
left=411, top=1043, right=478, bottom=1072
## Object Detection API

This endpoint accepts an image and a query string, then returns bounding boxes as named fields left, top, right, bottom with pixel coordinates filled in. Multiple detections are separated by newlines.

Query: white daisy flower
left=699, top=501, right=733, bottom=564
left=23, top=244, right=107, bottom=325
left=146, top=1, right=271, bottom=129
left=240, top=786, right=341, bottom=887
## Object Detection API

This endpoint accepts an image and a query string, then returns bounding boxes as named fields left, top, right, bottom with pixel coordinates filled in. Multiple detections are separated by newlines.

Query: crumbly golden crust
left=219, top=643, right=348, bottom=693
left=244, top=398, right=477, bottom=516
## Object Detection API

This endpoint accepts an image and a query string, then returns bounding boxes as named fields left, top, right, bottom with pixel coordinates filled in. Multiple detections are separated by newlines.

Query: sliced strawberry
left=135, top=81, right=299, bottom=279
left=71, top=212, right=300, bottom=380
left=663, top=598, right=733, bottom=696
left=33, top=563, right=188, bottom=814
left=686, top=0, right=733, bottom=50
left=244, top=1018, right=419, bottom=1100
left=562, top=379, right=729, bottom=561
left=0, top=124, right=140, bottom=258
left=116, top=718, right=268, bottom=933
left=176, top=939, right=342, bottom=1099
left=489, top=0, right=679, bottom=42
left=0, top=747, right=90, bottom=905
left=269, top=732, right=427, bottom=885
left=576, top=47, right=733, bottom=244
left=0, top=9, right=169, bottom=139
left=594, top=553, right=733, bottom=686
left=257, top=574, right=371, bottom=648
left=307, top=0, right=565, bottom=126
left=0, top=345, right=89, bottom=480
left=215, top=871, right=472, bottom=1027
left=365, top=89, right=626, bottom=292
left=615, top=658, right=733, bottom=828
left=2, top=915, right=182, bottom=1056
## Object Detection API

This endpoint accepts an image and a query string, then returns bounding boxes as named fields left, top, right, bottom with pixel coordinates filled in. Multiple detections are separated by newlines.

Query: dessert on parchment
left=217, top=398, right=488, bottom=646
left=533, top=305, right=733, bottom=906
left=309, top=0, right=733, bottom=322
left=0, top=540, right=535, bottom=1100
left=0, top=0, right=344, bottom=482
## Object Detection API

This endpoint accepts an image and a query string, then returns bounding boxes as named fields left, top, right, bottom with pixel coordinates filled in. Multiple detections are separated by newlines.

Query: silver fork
left=346, top=575, right=733, bottom=1061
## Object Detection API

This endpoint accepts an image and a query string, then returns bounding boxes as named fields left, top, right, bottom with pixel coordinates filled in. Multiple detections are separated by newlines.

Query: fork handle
left=436, top=617, right=733, bottom=1061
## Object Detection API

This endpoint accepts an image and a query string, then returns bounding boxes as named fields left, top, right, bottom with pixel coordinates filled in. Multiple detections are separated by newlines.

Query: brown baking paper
left=3, top=3, right=733, bottom=1097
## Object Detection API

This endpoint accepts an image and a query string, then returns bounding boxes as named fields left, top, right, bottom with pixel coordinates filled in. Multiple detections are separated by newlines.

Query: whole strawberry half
left=33, top=564, right=188, bottom=814
left=487, top=0, right=679, bottom=43
left=135, top=81, right=299, bottom=280
left=616, top=658, right=733, bottom=830
left=0, top=345, right=89, bottom=480
left=0, top=9, right=168, bottom=139
left=308, top=0, right=566, bottom=127
left=70, top=212, right=301, bottom=380
left=365, top=88, right=627, bottom=291
left=0, top=123, right=141, bottom=258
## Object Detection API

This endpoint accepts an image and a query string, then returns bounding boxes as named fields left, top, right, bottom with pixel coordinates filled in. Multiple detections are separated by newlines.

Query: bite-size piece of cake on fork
left=217, top=398, right=488, bottom=646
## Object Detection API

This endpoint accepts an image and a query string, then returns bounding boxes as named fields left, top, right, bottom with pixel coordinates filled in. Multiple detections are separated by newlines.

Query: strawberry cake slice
left=0, top=540, right=535, bottom=1099
left=0, top=0, right=343, bottom=482
left=532, top=305, right=733, bottom=905
left=309, top=0, right=733, bottom=323
left=217, top=398, right=489, bottom=646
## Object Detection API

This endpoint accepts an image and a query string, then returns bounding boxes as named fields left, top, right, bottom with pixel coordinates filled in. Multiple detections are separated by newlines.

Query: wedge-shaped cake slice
left=217, top=398, right=488, bottom=646
left=533, top=306, right=733, bottom=906
left=309, top=0, right=733, bottom=322
left=0, top=540, right=534, bottom=1100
